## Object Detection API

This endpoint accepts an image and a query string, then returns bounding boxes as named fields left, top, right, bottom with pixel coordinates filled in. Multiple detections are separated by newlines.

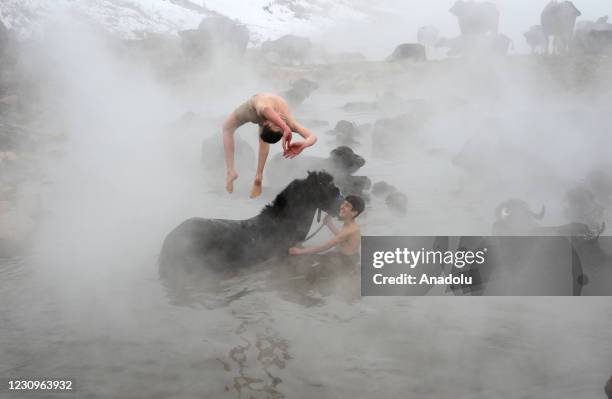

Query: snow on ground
left=0, top=0, right=375, bottom=43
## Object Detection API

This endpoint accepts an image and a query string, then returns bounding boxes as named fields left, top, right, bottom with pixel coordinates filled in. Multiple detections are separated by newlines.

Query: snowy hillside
left=0, top=0, right=380, bottom=43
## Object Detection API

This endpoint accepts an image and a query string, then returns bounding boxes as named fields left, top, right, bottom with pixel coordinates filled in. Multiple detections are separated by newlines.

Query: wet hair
left=345, top=195, right=365, bottom=217
left=260, top=125, right=283, bottom=144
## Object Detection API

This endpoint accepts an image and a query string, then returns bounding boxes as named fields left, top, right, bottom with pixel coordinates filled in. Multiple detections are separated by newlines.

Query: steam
left=1, top=2, right=612, bottom=398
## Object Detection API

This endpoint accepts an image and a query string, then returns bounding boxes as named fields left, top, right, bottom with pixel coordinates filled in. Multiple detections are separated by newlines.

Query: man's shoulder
left=342, top=224, right=360, bottom=236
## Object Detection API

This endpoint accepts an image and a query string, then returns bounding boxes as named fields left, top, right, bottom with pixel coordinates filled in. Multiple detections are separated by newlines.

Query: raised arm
left=259, top=107, right=291, bottom=134
left=256, top=106, right=292, bottom=152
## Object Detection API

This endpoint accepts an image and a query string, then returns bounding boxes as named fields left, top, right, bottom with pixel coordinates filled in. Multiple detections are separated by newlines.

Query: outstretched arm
left=289, top=230, right=349, bottom=255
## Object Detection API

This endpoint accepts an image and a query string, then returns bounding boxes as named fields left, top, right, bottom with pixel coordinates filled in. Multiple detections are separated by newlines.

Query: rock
left=261, top=35, right=312, bottom=65
left=180, top=16, right=249, bottom=61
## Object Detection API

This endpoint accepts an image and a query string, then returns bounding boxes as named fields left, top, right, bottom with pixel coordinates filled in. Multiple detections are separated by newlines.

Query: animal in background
left=417, top=26, right=440, bottom=57
left=436, top=33, right=512, bottom=57
left=524, top=25, right=547, bottom=54
left=449, top=1, right=499, bottom=36
left=492, top=199, right=604, bottom=239
left=268, top=146, right=371, bottom=202
left=386, top=43, right=427, bottom=62
left=574, top=16, right=612, bottom=54
left=281, top=79, right=319, bottom=107
left=540, top=0, right=581, bottom=55
left=490, top=33, right=513, bottom=55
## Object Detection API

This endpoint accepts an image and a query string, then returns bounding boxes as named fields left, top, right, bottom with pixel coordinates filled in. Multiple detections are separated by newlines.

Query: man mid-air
left=222, top=93, right=317, bottom=198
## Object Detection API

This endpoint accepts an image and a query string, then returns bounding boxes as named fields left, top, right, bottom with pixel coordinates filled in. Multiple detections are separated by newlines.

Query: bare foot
left=249, top=177, right=263, bottom=198
left=226, top=171, right=238, bottom=193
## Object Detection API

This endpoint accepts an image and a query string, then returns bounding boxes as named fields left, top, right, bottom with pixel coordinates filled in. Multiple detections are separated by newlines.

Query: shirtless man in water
left=223, top=93, right=317, bottom=198
left=289, top=195, right=364, bottom=257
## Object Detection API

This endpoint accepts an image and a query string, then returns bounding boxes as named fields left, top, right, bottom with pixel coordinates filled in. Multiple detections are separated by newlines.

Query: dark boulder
left=261, top=35, right=311, bottom=65
left=180, top=16, right=249, bottom=61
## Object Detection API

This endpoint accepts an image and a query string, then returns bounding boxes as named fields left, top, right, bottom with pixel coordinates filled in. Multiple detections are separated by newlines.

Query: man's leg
left=250, top=138, right=269, bottom=198
left=223, top=120, right=239, bottom=193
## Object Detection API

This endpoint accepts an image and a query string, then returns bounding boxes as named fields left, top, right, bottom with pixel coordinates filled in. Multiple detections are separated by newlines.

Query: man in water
left=289, top=195, right=364, bottom=257
left=223, top=93, right=317, bottom=198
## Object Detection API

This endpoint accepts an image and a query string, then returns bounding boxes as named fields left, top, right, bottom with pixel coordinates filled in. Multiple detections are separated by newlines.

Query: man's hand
left=284, top=141, right=307, bottom=159
left=323, top=214, right=333, bottom=225
left=281, top=129, right=292, bottom=153
left=288, top=247, right=304, bottom=255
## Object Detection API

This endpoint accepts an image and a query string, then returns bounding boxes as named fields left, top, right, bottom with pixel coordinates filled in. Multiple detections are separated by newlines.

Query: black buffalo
left=281, top=78, right=319, bottom=107
left=386, top=43, right=426, bottom=62
left=492, top=198, right=604, bottom=239
left=268, top=146, right=370, bottom=201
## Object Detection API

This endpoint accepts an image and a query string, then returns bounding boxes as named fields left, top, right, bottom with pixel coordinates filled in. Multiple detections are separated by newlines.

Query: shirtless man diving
left=223, top=93, right=317, bottom=198
left=289, top=195, right=364, bottom=257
